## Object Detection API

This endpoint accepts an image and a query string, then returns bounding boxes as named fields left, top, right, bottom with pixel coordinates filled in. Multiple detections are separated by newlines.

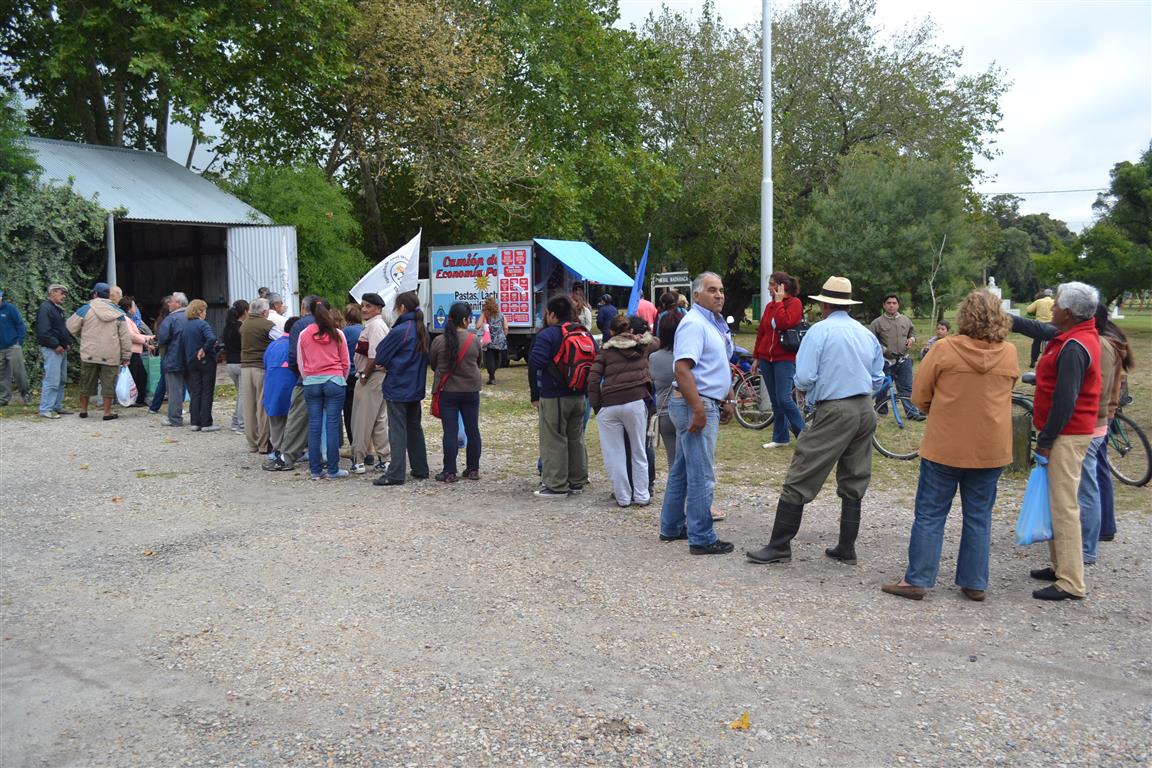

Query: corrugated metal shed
left=27, top=137, right=271, bottom=225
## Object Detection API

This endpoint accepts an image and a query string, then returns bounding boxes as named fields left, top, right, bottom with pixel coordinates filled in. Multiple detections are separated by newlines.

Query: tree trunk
left=154, top=81, right=170, bottom=154
left=324, top=112, right=354, bottom=180
left=358, top=152, right=386, bottom=258
left=85, top=58, right=112, bottom=145
left=110, top=68, right=127, bottom=146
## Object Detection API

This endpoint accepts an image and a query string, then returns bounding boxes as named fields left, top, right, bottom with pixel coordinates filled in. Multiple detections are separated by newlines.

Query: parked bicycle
left=871, top=372, right=928, bottom=460
left=730, top=353, right=772, bottom=430
left=1013, top=374, right=1150, bottom=487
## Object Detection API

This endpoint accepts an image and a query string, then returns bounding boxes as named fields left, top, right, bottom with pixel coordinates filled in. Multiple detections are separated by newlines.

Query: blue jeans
left=904, top=459, right=1002, bottom=591
left=1098, top=435, right=1116, bottom=539
left=439, top=390, right=481, bottom=475
left=759, top=359, right=805, bottom=444
left=659, top=395, right=720, bottom=546
left=38, top=346, right=67, bottom=414
left=1078, top=435, right=1106, bottom=564
left=889, top=357, right=922, bottom=418
left=305, top=380, right=346, bottom=476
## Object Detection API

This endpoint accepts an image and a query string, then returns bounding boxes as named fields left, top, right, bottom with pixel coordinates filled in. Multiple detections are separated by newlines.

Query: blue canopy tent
left=532, top=239, right=634, bottom=287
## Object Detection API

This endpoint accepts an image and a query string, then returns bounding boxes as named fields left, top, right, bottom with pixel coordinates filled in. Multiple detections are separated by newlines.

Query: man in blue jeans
left=35, top=284, right=72, bottom=418
left=658, top=272, right=736, bottom=555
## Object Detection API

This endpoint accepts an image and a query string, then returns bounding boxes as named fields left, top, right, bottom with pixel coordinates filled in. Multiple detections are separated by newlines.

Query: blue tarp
left=533, top=238, right=634, bottom=286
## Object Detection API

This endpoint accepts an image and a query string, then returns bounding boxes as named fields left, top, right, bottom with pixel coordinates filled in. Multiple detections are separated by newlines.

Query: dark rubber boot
left=825, top=497, right=861, bottom=564
left=746, top=499, right=804, bottom=564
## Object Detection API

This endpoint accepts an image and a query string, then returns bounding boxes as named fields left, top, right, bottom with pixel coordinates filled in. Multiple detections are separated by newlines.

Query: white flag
left=279, top=233, right=295, bottom=313
left=350, top=230, right=422, bottom=308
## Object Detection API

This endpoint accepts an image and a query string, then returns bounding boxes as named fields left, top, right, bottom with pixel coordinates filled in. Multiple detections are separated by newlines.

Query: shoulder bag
left=431, top=333, right=475, bottom=419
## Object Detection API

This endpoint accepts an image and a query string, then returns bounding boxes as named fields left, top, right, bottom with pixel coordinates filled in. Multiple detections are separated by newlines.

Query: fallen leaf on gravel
left=90, top=432, right=101, bottom=437
left=163, top=438, right=176, bottom=444
left=79, top=464, right=89, bottom=470
left=111, top=496, right=123, bottom=503
left=143, top=550, right=157, bottom=557
left=730, top=711, right=750, bottom=730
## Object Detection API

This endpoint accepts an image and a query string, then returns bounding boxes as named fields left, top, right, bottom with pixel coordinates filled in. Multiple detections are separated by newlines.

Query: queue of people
left=12, top=273, right=1133, bottom=605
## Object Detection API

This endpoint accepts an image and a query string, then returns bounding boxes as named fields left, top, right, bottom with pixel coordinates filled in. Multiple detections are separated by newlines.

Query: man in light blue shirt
left=747, top=276, right=884, bottom=567
left=658, top=272, right=736, bottom=555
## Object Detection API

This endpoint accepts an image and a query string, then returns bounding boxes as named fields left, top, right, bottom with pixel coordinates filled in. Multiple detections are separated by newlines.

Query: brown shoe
left=881, top=582, right=927, bottom=600
left=961, top=588, right=986, bottom=602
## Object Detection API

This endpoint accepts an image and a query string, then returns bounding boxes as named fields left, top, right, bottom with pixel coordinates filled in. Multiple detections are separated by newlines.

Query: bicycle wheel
left=1107, top=413, right=1152, bottom=487
left=733, top=371, right=772, bottom=430
left=871, top=394, right=925, bottom=460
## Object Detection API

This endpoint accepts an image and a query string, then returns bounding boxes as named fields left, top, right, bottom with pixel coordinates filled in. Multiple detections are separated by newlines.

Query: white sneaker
left=350, top=463, right=366, bottom=474
left=762, top=442, right=788, bottom=449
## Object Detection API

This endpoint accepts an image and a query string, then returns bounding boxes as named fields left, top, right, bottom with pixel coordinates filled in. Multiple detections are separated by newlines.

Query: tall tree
left=2, top=1, right=351, bottom=159
left=639, top=0, right=1006, bottom=322
left=791, top=149, right=976, bottom=316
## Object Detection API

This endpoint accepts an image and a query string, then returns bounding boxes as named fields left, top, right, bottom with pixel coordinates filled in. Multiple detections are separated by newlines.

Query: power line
left=978, top=188, right=1108, bottom=195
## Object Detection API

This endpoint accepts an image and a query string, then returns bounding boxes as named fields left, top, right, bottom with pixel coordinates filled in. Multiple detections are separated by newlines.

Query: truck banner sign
left=429, top=244, right=534, bottom=330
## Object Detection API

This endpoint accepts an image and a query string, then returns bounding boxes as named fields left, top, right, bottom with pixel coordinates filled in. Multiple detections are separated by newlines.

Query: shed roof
left=27, top=137, right=272, bottom=226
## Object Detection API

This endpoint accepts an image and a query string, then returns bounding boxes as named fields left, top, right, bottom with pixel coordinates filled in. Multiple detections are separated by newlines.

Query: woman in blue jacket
left=180, top=299, right=221, bottom=432
left=372, top=292, right=430, bottom=486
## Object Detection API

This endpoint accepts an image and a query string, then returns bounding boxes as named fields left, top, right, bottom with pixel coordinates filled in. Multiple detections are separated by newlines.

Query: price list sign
left=498, top=248, right=532, bottom=326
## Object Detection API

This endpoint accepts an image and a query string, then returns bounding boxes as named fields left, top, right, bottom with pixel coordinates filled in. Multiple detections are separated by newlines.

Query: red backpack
left=549, top=322, right=597, bottom=392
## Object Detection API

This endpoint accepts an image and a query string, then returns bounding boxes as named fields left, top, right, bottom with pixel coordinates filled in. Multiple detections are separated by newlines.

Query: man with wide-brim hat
left=747, top=275, right=884, bottom=566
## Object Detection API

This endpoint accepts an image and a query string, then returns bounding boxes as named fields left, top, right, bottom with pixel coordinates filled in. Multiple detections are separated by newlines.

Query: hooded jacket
left=1099, top=335, right=1127, bottom=425
left=587, top=332, right=658, bottom=411
left=65, top=299, right=131, bottom=366
left=912, top=334, right=1019, bottom=468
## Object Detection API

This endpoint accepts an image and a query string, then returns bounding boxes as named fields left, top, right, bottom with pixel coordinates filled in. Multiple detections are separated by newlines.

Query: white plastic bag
left=115, top=365, right=137, bottom=407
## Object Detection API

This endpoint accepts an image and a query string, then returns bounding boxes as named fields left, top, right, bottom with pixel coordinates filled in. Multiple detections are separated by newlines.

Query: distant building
left=27, top=137, right=299, bottom=326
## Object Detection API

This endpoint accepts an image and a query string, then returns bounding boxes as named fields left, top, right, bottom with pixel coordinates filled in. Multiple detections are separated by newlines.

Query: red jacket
left=1033, top=318, right=1100, bottom=437
left=753, top=296, right=803, bottom=362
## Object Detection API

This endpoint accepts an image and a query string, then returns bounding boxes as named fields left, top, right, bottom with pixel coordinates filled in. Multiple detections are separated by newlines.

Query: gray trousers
left=165, top=371, right=185, bottom=424
left=781, top=394, right=875, bottom=506
left=280, top=385, right=308, bottom=462
left=240, top=366, right=269, bottom=453
left=268, top=415, right=287, bottom=454
left=0, top=344, right=28, bottom=404
left=538, top=395, right=588, bottom=492
left=226, top=363, right=244, bottom=430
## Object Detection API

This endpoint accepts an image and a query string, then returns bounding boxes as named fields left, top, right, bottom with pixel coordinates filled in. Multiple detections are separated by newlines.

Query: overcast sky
left=616, top=0, right=1152, bottom=231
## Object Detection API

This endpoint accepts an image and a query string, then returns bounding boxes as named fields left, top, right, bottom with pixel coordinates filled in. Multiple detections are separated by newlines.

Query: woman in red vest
left=1011, top=281, right=1102, bottom=601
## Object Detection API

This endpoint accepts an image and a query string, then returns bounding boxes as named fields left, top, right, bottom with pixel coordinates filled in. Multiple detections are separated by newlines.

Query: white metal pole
left=760, top=0, right=773, bottom=306
left=105, top=213, right=117, bottom=286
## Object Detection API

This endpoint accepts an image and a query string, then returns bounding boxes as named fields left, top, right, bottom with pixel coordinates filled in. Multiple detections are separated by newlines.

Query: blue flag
left=627, top=235, right=650, bottom=317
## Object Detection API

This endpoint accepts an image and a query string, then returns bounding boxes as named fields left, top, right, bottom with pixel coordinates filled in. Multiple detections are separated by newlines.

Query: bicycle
left=870, top=372, right=928, bottom=460
left=730, top=358, right=772, bottom=430
left=1013, top=375, right=1150, bottom=487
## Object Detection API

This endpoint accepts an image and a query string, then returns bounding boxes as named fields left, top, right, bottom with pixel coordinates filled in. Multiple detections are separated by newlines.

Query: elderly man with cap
left=64, top=282, right=131, bottom=420
left=239, top=297, right=276, bottom=453
left=35, top=283, right=73, bottom=418
left=0, top=288, right=31, bottom=406
left=156, top=292, right=190, bottom=426
left=747, top=276, right=885, bottom=566
left=349, top=292, right=391, bottom=474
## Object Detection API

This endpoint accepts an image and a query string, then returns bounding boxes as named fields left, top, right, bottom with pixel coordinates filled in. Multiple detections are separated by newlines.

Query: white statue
left=988, top=276, right=997, bottom=288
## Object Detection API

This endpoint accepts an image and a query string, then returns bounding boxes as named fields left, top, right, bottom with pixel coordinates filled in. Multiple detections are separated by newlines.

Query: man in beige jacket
left=65, top=282, right=131, bottom=420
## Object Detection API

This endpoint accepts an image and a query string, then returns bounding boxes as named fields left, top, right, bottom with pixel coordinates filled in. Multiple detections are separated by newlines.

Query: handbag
left=115, top=365, right=137, bottom=407
left=431, top=333, right=475, bottom=419
left=778, top=320, right=811, bottom=352
left=1015, top=454, right=1052, bottom=546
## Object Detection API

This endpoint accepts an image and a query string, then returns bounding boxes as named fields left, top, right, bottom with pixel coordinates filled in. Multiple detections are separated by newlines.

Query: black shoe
left=568, top=483, right=584, bottom=495
left=410, top=473, right=429, bottom=480
left=747, top=498, right=804, bottom=564
left=1033, top=585, right=1083, bottom=601
left=1029, top=567, right=1057, bottom=581
left=906, top=412, right=927, bottom=422
left=373, top=476, right=404, bottom=486
left=102, top=413, right=118, bottom=421
left=78, top=412, right=88, bottom=418
left=1099, top=534, right=1115, bottom=542
left=659, top=531, right=688, bottom=542
left=690, top=540, right=734, bottom=555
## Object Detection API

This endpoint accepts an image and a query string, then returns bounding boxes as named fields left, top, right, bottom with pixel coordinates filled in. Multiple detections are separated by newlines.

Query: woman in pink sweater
left=298, top=301, right=351, bottom=479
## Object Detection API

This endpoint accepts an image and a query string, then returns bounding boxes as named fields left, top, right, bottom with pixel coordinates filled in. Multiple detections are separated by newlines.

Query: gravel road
left=1, top=399, right=1149, bottom=767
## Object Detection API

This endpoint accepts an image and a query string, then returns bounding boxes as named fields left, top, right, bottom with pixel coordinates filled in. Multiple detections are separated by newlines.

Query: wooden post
left=1010, top=409, right=1032, bottom=473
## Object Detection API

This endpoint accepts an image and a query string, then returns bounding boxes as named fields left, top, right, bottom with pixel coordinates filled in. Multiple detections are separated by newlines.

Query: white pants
left=596, top=399, right=650, bottom=506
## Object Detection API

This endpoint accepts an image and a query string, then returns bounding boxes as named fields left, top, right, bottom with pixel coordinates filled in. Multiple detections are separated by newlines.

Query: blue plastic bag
left=1015, top=454, right=1052, bottom=546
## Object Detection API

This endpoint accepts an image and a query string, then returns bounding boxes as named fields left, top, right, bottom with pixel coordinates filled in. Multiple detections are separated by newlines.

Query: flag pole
left=760, top=0, right=774, bottom=308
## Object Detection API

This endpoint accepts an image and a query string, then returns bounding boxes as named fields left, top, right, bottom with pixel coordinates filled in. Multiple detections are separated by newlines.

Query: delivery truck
left=427, top=238, right=634, bottom=360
